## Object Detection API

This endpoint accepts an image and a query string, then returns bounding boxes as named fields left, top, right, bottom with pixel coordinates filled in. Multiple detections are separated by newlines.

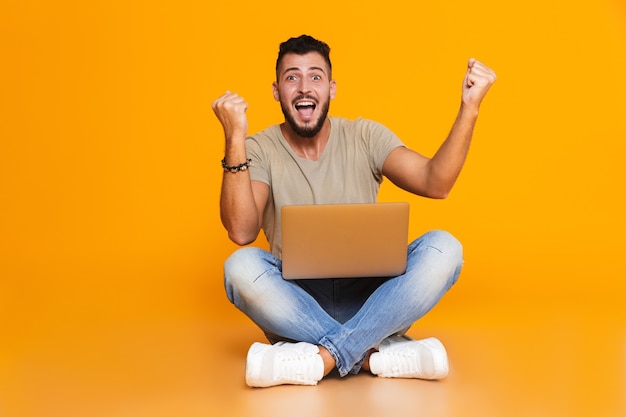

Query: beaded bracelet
left=221, top=158, right=252, bottom=173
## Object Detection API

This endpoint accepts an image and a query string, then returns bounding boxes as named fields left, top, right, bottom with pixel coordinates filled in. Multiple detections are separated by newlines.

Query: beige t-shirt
left=246, top=116, right=404, bottom=258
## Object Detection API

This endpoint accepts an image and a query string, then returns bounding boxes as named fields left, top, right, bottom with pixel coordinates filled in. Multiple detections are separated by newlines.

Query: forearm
left=220, top=177, right=261, bottom=245
left=219, top=139, right=261, bottom=245
left=426, top=103, right=479, bottom=198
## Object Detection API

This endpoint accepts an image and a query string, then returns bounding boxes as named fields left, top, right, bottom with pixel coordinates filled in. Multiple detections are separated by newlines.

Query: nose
left=298, top=78, right=311, bottom=94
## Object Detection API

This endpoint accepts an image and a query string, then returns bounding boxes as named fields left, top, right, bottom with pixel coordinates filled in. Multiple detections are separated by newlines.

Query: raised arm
left=212, top=91, right=269, bottom=245
left=382, top=59, right=496, bottom=199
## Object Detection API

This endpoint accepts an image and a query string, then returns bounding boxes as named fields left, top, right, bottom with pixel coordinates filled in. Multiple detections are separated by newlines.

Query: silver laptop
left=281, top=202, right=410, bottom=279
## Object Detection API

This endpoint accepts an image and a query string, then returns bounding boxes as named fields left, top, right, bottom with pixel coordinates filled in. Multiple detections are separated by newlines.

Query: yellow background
left=1, top=0, right=625, bottom=415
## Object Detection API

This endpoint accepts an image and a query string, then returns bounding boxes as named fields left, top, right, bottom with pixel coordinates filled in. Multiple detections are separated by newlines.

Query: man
left=212, top=34, right=496, bottom=388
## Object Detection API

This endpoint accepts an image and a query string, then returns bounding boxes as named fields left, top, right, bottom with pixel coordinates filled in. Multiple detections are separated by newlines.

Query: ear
left=272, top=81, right=280, bottom=101
left=330, top=79, right=337, bottom=100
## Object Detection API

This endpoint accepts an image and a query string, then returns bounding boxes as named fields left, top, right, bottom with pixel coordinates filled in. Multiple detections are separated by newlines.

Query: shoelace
left=274, top=351, right=318, bottom=382
left=381, top=347, right=423, bottom=375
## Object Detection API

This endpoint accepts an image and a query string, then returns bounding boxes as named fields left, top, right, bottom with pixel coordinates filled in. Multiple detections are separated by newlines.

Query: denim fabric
left=224, top=230, right=463, bottom=377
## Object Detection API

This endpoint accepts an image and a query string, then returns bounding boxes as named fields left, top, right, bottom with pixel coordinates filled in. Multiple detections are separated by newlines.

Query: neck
left=280, top=118, right=331, bottom=161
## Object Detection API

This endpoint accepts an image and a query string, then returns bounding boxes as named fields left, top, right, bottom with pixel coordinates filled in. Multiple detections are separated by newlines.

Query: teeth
left=296, top=101, right=315, bottom=107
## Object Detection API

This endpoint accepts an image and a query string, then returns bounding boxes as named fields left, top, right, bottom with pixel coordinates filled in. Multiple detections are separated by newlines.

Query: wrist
left=221, top=157, right=252, bottom=173
left=459, top=101, right=480, bottom=119
left=225, top=132, right=247, bottom=145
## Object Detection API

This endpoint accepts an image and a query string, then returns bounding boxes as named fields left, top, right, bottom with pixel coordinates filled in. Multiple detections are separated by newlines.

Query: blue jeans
left=224, top=230, right=463, bottom=377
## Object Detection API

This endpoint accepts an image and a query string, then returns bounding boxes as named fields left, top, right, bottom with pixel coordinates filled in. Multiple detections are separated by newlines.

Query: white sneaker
left=245, top=341, right=324, bottom=387
left=369, top=335, right=449, bottom=380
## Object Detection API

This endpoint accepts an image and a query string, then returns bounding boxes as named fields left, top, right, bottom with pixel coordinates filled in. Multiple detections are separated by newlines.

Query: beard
left=280, top=97, right=330, bottom=138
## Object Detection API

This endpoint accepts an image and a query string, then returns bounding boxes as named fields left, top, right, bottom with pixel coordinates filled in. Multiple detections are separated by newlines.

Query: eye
left=312, top=75, right=322, bottom=81
left=286, top=74, right=298, bottom=81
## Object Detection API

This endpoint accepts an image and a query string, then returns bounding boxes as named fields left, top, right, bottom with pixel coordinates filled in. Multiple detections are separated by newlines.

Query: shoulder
left=330, top=116, right=379, bottom=129
left=330, top=117, right=400, bottom=147
left=245, top=124, right=283, bottom=154
left=247, top=124, right=281, bottom=144
left=330, top=116, right=392, bottom=137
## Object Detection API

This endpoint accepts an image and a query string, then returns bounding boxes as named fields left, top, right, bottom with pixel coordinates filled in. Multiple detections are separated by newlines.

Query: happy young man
left=212, top=34, right=496, bottom=387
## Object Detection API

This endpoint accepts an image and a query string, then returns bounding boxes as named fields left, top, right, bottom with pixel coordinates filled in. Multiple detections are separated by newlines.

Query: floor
left=2, top=296, right=624, bottom=417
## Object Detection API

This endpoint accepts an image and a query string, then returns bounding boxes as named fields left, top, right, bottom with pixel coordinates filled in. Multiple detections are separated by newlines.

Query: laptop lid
left=281, top=202, right=409, bottom=279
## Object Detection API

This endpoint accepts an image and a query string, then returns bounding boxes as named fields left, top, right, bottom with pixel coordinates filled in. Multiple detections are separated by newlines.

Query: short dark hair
left=276, top=34, right=332, bottom=79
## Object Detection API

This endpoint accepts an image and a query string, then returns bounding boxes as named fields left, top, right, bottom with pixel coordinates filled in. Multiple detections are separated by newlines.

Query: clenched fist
left=462, top=59, right=496, bottom=109
left=212, top=91, right=249, bottom=142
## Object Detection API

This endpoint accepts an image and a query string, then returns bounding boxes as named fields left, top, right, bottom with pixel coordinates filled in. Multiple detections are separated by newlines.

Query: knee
left=223, top=247, right=277, bottom=299
left=421, top=230, right=463, bottom=263
left=224, top=247, right=265, bottom=284
left=426, top=230, right=463, bottom=286
left=224, top=247, right=258, bottom=296
left=410, top=230, right=464, bottom=286
left=225, top=247, right=260, bottom=276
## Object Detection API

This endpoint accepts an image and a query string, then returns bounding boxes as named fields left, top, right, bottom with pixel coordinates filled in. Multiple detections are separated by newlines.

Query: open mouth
left=294, top=100, right=316, bottom=118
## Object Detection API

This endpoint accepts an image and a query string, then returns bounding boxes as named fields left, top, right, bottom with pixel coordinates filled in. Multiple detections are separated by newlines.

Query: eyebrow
left=282, top=66, right=327, bottom=76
